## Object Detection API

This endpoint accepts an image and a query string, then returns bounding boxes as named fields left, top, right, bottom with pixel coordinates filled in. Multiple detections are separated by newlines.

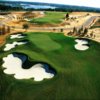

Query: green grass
left=30, top=11, right=67, bottom=25
left=28, top=33, right=61, bottom=51
left=0, top=32, right=100, bottom=100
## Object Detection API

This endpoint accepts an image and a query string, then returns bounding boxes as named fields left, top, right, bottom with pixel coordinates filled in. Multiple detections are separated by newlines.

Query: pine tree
left=65, top=13, right=69, bottom=20
left=7, top=26, right=10, bottom=33
left=73, top=27, right=77, bottom=35
left=84, top=28, right=88, bottom=34
left=2, top=25, right=6, bottom=35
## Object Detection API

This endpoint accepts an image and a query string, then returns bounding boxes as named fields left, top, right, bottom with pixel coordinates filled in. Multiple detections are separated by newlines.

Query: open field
left=0, top=32, right=100, bottom=100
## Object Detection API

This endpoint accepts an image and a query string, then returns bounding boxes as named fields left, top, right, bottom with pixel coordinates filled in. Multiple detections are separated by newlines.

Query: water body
left=20, top=4, right=56, bottom=9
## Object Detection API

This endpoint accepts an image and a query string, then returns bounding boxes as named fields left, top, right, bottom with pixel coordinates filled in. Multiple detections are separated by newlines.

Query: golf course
left=30, top=12, right=67, bottom=25
left=0, top=32, right=100, bottom=100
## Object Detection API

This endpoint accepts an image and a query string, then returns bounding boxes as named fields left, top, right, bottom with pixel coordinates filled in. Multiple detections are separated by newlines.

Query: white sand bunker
left=4, top=41, right=27, bottom=51
left=10, top=34, right=25, bottom=39
left=75, top=39, right=89, bottom=51
left=2, top=54, right=54, bottom=81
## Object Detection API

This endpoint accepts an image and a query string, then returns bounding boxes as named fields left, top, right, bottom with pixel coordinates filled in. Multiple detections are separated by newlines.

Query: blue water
left=21, top=4, right=56, bottom=9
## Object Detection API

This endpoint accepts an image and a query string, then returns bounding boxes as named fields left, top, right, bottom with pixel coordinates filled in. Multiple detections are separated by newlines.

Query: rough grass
left=30, top=11, right=67, bottom=25
left=0, top=32, right=100, bottom=100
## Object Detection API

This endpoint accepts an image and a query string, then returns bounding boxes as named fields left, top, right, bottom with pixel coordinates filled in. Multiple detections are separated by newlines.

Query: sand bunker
left=2, top=54, right=55, bottom=81
left=75, top=39, right=89, bottom=51
left=10, top=34, right=25, bottom=39
left=4, top=41, right=27, bottom=51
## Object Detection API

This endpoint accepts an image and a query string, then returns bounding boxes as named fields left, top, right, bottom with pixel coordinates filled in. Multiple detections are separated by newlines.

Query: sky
left=1, top=0, right=100, bottom=8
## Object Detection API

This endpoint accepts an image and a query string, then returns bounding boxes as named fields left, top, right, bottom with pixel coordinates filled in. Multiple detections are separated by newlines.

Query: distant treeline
left=0, top=1, right=100, bottom=12
left=0, top=4, right=23, bottom=11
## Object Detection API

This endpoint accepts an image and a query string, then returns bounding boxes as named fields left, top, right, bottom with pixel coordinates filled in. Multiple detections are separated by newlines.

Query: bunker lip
left=2, top=53, right=56, bottom=81
left=74, top=38, right=90, bottom=51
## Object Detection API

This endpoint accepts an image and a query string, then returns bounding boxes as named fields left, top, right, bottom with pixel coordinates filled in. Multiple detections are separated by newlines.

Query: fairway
left=0, top=32, right=100, bottom=100
left=30, top=11, right=67, bottom=25
left=28, top=33, right=61, bottom=51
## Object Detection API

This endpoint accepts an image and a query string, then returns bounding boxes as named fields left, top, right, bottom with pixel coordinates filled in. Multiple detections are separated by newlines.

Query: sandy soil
left=88, top=28, right=100, bottom=43
left=0, top=12, right=100, bottom=45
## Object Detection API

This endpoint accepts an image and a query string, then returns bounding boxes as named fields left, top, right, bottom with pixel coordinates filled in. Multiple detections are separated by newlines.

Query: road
left=81, top=16, right=98, bottom=28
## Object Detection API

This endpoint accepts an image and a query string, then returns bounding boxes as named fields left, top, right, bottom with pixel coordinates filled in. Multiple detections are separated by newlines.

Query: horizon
left=0, top=0, right=100, bottom=8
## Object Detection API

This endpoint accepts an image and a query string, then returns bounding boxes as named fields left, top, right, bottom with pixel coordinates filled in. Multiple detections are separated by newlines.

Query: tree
left=7, top=26, right=11, bottom=33
left=67, top=31, right=72, bottom=36
left=84, top=28, right=88, bottom=34
left=90, top=33, right=93, bottom=38
left=60, top=28, right=63, bottom=32
left=23, top=24, right=29, bottom=31
left=65, top=13, right=69, bottom=20
left=53, top=28, right=56, bottom=32
left=73, top=27, right=77, bottom=35
left=2, top=25, right=6, bottom=35
left=77, top=29, right=81, bottom=35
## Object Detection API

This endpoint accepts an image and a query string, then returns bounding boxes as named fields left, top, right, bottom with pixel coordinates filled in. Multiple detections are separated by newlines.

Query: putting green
left=0, top=32, right=100, bottom=100
left=28, top=33, right=61, bottom=51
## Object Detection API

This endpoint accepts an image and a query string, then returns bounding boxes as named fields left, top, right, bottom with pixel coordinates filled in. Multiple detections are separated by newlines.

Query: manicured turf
left=28, top=34, right=61, bottom=51
left=30, top=11, right=67, bottom=25
left=0, top=32, right=100, bottom=100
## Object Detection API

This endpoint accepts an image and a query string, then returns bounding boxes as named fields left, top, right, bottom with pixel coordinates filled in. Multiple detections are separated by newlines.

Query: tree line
left=67, top=27, right=95, bottom=38
left=0, top=25, right=10, bottom=35
left=0, top=3, right=100, bottom=12
left=0, top=4, right=23, bottom=11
